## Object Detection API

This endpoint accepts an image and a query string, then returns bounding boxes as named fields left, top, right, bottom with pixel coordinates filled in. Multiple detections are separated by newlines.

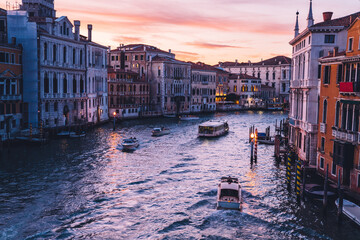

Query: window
left=321, top=137, right=325, bottom=152
left=53, top=45, right=57, bottom=62
left=323, top=65, right=330, bottom=84
left=335, top=101, right=340, bottom=128
left=53, top=74, right=58, bottom=93
left=358, top=173, right=360, bottom=188
left=80, top=50, right=83, bottom=65
left=272, top=72, right=275, bottom=80
left=158, top=67, right=161, bottom=77
left=45, top=102, right=49, bottom=112
left=337, top=65, right=343, bottom=84
left=63, top=46, right=67, bottom=63
left=141, top=55, right=144, bottom=60
left=298, top=132, right=302, bottom=149
left=10, top=54, right=15, bottom=64
left=73, top=49, right=76, bottom=65
left=348, top=38, right=354, bottom=51
left=44, top=42, right=47, bottom=61
left=54, top=102, right=58, bottom=112
left=63, top=76, right=67, bottom=93
left=234, top=86, right=237, bottom=92
left=73, top=76, right=77, bottom=93
left=322, top=99, right=327, bottom=123
left=332, top=161, right=336, bottom=176
left=266, top=72, right=269, bottom=80
left=44, top=73, right=49, bottom=93
left=320, top=157, right=325, bottom=169
left=0, top=20, right=5, bottom=31
left=135, top=55, right=138, bottom=60
left=324, top=35, right=335, bottom=43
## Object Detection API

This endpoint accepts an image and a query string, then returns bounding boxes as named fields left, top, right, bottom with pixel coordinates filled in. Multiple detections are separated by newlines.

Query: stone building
left=149, top=56, right=191, bottom=115
left=0, top=11, right=24, bottom=139
left=288, top=0, right=360, bottom=165
left=108, top=68, right=150, bottom=119
left=189, top=62, right=217, bottom=113
left=218, top=56, right=291, bottom=103
left=318, top=17, right=360, bottom=194
left=7, top=0, right=108, bottom=129
left=228, top=74, right=261, bottom=108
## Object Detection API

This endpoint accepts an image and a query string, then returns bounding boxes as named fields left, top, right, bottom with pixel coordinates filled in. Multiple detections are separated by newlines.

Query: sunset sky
left=1, top=0, right=359, bottom=64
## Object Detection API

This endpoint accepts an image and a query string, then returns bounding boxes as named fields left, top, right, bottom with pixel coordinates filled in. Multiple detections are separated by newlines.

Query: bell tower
left=20, top=0, right=56, bottom=18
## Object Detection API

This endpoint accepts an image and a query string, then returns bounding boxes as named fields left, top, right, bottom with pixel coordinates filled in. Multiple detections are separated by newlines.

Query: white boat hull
left=335, top=198, right=360, bottom=226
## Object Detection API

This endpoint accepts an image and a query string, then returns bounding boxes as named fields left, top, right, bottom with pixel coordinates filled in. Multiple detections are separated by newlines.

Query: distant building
left=318, top=17, right=360, bottom=194
left=150, top=56, right=191, bottom=115
left=288, top=0, right=360, bottom=165
left=189, top=62, right=217, bottom=113
left=7, top=0, right=108, bottom=129
left=218, top=55, right=291, bottom=103
left=108, top=68, right=150, bottom=119
left=0, top=10, right=24, bottom=139
left=214, top=67, right=230, bottom=103
left=228, top=74, right=261, bottom=108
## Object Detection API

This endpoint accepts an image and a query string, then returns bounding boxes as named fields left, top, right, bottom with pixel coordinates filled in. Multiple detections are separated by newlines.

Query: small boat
left=304, top=184, right=337, bottom=200
left=198, top=120, right=229, bottom=137
left=57, top=131, right=75, bottom=138
left=335, top=198, right=360, bottom=226
left=69, top=131, right=86, bottom=138
left=179, top=115, right=199, bottom=121
left=217, top=176, right=242, bottom=210
left=151, top=127, right=170, bottom=137
left=121, top=137, right=139, bottom=151
left=163, top=114, right=176, bottom=118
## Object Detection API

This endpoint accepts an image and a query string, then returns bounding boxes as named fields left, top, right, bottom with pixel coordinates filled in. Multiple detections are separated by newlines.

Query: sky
left=1, top=0, right=359, bottom=65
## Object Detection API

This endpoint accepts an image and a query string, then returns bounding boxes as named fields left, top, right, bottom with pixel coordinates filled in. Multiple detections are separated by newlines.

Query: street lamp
left=113, top=111, right=116, bottom=131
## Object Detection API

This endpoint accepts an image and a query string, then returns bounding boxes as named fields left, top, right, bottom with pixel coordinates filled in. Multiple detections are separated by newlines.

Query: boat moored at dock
left=198, top=120, right=229, bottom=137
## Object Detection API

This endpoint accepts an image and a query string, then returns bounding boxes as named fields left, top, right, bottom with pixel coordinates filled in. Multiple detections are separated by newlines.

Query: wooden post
left=250, top=139, right=254, bottom=165
left=323, top=164, right=329, bottom=213
left=337, top=169, right=343, bottom=223
left=302, top=166, right=306, bottom=201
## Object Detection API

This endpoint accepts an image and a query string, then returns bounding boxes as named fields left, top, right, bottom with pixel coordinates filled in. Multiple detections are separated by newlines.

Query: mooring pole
left=254, top=128, right=258, bottom=163
left=250, top=139, right=254, bottom=165
left=302, top=166, right=306, bottom=201
left=337, top=169, right=343, bottom=223
left=296, top=157, right=302, bottom=202
left=323, top=164, right=329, bottom=213
left=286, top=153, right=292, bottom=191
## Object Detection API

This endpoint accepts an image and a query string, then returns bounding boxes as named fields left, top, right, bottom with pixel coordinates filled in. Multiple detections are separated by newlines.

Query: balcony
left=320, top=122, right=326, bottom=133
left=0, top=95, right=21, bottom=101
left=332, top=126, right=358, bottom=143
left=339, top=82, right=360, bottom=93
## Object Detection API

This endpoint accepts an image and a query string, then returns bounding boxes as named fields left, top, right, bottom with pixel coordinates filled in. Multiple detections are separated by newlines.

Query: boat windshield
left=199, top=126, right=214, bottom=134
left=220, top=189, right=239, bottom=198
left=123, top=139, right=134, bottom=143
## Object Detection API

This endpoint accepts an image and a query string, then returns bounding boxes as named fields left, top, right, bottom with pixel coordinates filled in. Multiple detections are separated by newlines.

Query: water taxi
left=336, top=198, right=360, bottom=226
left=198, top=120, right=229, bottom=137
left=151, top=127, right=170, bottom=137
left=121, top=138, right=139, bottom=151
left=217, top=176, right=242, bottom=210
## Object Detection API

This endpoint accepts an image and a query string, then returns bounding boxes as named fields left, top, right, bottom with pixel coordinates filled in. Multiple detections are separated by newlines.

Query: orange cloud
left=185, top=42, right=243, bottom=49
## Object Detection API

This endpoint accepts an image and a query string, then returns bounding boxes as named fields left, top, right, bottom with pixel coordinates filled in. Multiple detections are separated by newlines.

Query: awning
left=340, top=99, right=360, bottom=105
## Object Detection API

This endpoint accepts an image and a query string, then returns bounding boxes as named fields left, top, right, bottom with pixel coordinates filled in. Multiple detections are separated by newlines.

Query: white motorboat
left=121, top=138, right=139, bottom=151
left=179, top=115, right=199, bottom=121
left=198, top=120, right=229, bottom=137
left=151, top=127, right=170, bottom=137
left=335, top=198, right=360, bottom=226
left=217, top=176, right=242, bottom=210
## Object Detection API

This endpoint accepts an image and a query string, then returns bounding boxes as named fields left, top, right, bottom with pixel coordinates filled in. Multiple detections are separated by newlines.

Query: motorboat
left=163, top=114, right=177, bottom=118
left=151, top=127, right=170, bottom=137
left=217, top=176, right=242, bottom=210
left=198, top=120, right=229, bottom=137
left=121, top=137, right=139, bottom=151
left=57, top=131, right=75, bottom=138
left=335, top=198, right=360, bottom=226
left=179, top=115, right=199, bottom=121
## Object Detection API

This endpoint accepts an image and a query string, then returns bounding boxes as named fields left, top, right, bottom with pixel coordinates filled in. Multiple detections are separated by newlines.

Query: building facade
left=149, top=56, right=191, bottom=115
left=288, top=1, right=359, bottom=165
left=228, top=74, right=261, bottom=108
left=190, top=62, right=216, bottom=113
left=318, top=17, right=360, bottom=194
left=108, top=68, right=149, bottom=119
left=218, top=56, right=291, bottom=103
left=7, top=0, right=108, bottom=129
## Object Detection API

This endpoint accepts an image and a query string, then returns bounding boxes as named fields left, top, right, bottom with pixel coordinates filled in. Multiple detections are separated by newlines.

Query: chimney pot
left=74, top=20, right=80, bottom=41
left=87, top=24, right=93, bottom=42
left=323, top=12, right=333, bottom=22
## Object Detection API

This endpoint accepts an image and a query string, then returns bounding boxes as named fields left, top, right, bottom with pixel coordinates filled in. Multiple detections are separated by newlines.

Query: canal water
left=0, top=111, right=359, bottom=240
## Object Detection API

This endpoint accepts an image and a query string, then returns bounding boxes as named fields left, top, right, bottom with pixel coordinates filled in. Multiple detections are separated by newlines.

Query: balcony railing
left=332, top=126, right=358, bottom=143
left=339, top=82, right=360, bottom=93
left=0, top=95, right=21, bottom=101
left=320, top=122, right=326, bottom=133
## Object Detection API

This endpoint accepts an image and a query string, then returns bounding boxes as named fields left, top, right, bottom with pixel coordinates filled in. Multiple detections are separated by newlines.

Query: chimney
left=11, top=37, right=16, bottom=45
left=169, top=49, right=171, bottom=53
left=45, top=18, right=52, bottom=34
left=235, top=59, right=238, bottom=63
left=87, top=24, right=92, bottom=42
left=74, top=20, right=80, bottom=41
left=323, top=12, right=333, bottom=22
left=333, top=46, right=338, bottom=57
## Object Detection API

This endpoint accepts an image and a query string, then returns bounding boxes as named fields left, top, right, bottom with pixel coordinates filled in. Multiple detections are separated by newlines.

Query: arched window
left=335, top=101, right=340, bottom=127
left=341, top=104, right=347, bottom=129
left=347, top=104, right=353, bottom=130
left=44, top=73, right=49, bottom=93
left=73, top=76, right=77, bottom=93
left=80, top=76, right=84, bottom=93
left=322, top=99, right=327, bottom=123
left=53, top=44, right=57, bottom=63
left=80, top=50, right=83, bottom=65
left=63, top=46, right=67, bottom=63
left=44, top=42, right=47, bottom=61
left=63, top=75, right=67, bottom=93
left=53, top=73, right=58, bottom=93
left=273, top=72, right=276, bottom=80
left=73, top=48, right=76, bottom=65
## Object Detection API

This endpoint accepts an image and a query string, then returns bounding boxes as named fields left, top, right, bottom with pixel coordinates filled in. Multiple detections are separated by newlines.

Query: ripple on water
left=158, top=218, right=192, bottom=234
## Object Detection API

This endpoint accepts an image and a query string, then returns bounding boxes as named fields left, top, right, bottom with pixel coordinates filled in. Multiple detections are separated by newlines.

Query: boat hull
left=217, top=201, right=240, bottom=210
left=335, top=199, right=360, bottom=226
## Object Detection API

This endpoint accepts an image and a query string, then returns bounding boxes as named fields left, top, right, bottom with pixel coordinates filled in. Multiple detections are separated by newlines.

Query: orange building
left=318, top=17, right=360, bottom=193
